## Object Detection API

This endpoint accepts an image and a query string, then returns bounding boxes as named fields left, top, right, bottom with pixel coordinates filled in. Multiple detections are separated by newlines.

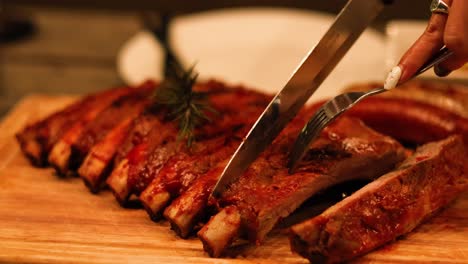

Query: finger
left=434, top=63, right=451, bottom=77
left=437, top=0, right=468, bottom=72
left=434, top=58, right=466, bottom=77
left=397, top=0, right=453, bottom=83
left=444, top=0, right=468, bottom=57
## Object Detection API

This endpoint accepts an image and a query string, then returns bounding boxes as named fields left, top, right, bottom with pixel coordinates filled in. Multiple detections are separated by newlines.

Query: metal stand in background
left=141, top=12, right=183, bottom=77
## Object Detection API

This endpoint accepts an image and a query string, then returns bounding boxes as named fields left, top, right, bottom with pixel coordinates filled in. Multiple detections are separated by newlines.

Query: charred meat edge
left=290, top=135, right=468, bottom=264
left=78, top=98, right=152, bottom=193
left=108, top=87, right=270, bottom=205
left=16, top=96, right=93, bottom=166
left=47, top=85, right=151, bottom=176
left=162, top=108, right=311, bottom=238
left=197, top=117, right=406, bottom=257
left=114, top=113, right=163, bottom=167
left=107, top=122, right=177, bottom=205
left=68, top=86, right=154, bottom=173
left=139, top=134, right=244, bottom=221
left=139, top=108, right=265, bottom=221
left=345, top=97, right=468, bottom=145
left=15, top=84, right=146, bottom=167
left=344, top=80, right=468, bottom=118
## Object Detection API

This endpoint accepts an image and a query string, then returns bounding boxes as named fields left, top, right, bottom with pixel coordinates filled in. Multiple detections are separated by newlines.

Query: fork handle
left=414, top=46, right=453, bottom=76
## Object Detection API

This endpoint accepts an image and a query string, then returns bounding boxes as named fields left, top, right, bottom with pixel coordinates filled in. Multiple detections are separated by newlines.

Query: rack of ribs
left=106, top=82, right=272, bottom=205
left=196, top=116, right=406, bottom=256
left=77, top=110, right=155, bottom=193
left=69, top=86, right=153, bottom=166
left=139, top=117, right=256, bottom=221
left=290, top=135, right=468, bottom=263
left=137, top=85, right=271, bottom=218
left=15, top=82, right=153, bottom=167
left=48, top=82, right=156, bottom=176
left=163, top=108, right=313, bottom=238
left=14, top=78, right=468, bottom=262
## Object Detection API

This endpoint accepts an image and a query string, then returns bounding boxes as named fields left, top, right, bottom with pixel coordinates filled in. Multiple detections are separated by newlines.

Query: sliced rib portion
left=346, top=97, right=468, bottom=146
left=114, top=113, right=163, bottom=167
left=128, top=134, right=182, bottom=195
left=108, top=82, right=271, bottom=205
left=16, top=99, right=89, bottom=167
left=15, top=84, right=142, bottom=166
left=69, top=85, right=154, bottom=173
left=307, top=81, right=468, bottom=148
left=139, top=123, right=252, bottom=221
left=139, top=95, right=267, bottom=220
left=77, top=108, right=154, bottom=193
left=333, top=81, right=468, bottom=146
left=164, top=108, right=314, bottom=238
left=344, top=80, right=468, bottom=118
left=290, top=135, right=468, bottom=263
left=197, top=117, right=406, bottom=257
left=105, top=113, right=164, bottom=200
left=48, top=82, right=155, bottom=175
left=107, top=120, right=177, bottom=204
left=165, top=158, right=227, bottom=238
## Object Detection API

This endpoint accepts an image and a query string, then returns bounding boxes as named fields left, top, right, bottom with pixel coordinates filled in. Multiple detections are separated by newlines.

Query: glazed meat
left=163, top=108, right=316, bottom=238
left=15, top=83, right=152, bottom=167
left=16, top=96, right=94, bottom=166
left=344, top=80, right=468, bottom=118
left=333, top=80, right=468, bottom=146
left=68, top=85, right=154, bottom=175
left=197, top=117, right=406, bottom=257
left=139, top=119, right=255, bottom=221
left=107, top=120, right=178, bottom=204
left=15, top=78, right=468, bottom=262
left=138, top=85, right=270, bottom=218
left=48, top=82, right=156, bottom=176
left=107, top=82, right=271, bottom=205
left=113, top=113, right=163, bottom=167
left=290, top=135, right=468, bottom=263
left=345, top=97, right=468, bottom=145
left=77, top=110, right=156, bottom=192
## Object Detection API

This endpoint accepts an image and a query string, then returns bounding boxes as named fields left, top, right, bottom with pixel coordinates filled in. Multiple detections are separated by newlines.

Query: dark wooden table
left=0, top=8, right=143, bottom=116
left=6, top=0, right=430, bottom=21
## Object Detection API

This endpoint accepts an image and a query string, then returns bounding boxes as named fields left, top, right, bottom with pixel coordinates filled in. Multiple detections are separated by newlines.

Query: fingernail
left=434, top=64, right=451, bottom=77
left=384, top=66, right=402, bottom=90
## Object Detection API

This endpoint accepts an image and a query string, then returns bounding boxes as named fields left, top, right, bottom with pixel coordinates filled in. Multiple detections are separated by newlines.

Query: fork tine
left=287, top=46, right=454, bottom=174
left=288, top=88, right=386, bottom=173
left=288, top=95, right=356, bottom=173
left=288, top=108, right=328, bottom=173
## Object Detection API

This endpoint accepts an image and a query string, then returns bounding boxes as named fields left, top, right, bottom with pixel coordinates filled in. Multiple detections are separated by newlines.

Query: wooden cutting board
left=0, top=95, right=467, bottom=264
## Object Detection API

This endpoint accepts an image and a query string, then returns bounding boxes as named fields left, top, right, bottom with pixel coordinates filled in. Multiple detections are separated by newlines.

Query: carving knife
left=211, top=0, right=393, bottom=198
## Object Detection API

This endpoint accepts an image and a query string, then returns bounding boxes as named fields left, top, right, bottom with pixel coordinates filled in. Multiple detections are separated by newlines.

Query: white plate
left=386, top=20, right=468, bottom=81
left=117, top=30, right=165, bottom=87
left=118, top=8, right=386, bottom=101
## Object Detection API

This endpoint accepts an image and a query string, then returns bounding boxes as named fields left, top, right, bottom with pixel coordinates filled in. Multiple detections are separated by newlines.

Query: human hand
left=385, top=0, right=467, bottom=88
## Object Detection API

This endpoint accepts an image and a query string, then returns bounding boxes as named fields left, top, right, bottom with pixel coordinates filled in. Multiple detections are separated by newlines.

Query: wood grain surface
left=0, top=95, right=467, bottom=264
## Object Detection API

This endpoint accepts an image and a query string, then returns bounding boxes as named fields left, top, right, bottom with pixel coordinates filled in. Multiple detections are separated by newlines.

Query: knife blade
left=211, top=0, right=390, bottom=198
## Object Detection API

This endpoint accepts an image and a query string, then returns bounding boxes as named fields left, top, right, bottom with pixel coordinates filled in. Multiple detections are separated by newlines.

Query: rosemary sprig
left=153, top=63, right=215, bottom=147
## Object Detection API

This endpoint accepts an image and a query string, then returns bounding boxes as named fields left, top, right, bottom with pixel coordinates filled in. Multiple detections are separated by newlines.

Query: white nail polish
left=384, top=66, right=402, bottom=90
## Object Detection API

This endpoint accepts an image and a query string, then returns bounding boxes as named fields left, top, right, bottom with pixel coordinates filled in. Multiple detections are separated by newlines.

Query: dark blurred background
left=0, top=0, right=429, bottom=116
